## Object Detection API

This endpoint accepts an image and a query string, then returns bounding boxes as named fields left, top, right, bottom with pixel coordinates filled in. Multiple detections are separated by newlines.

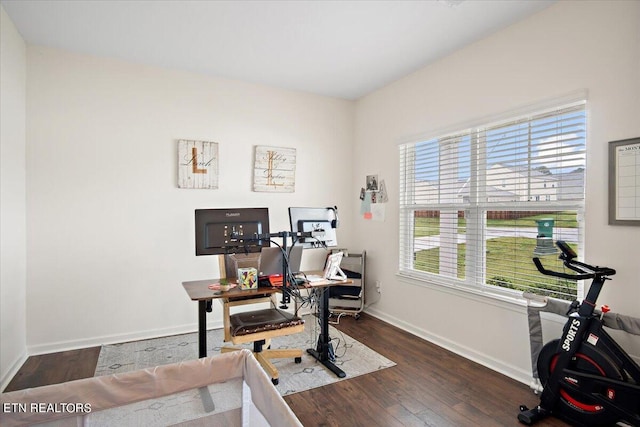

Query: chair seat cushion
left=229, top=308, right=304, bottom=337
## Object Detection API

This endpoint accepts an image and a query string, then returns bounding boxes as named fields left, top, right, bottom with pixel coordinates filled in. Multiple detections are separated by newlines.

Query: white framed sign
left=253, top=146, right=296, bottom=192
left=178, top=140, right=219, bottom=189
left=609, top=137, right=640, bottom=225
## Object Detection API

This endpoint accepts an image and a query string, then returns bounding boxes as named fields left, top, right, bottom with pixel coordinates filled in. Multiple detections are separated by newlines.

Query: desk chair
left=220, top=294, right=304, bottom=385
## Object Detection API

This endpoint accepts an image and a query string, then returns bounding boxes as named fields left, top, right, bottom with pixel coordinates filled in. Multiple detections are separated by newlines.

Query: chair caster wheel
left=295, top=357, right=302, bottom=363
left=271, top=378, right=279, bottom=385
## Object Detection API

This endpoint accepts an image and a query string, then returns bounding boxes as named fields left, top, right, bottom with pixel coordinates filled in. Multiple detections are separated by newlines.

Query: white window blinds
left=399, top=100, right=587, bottom=300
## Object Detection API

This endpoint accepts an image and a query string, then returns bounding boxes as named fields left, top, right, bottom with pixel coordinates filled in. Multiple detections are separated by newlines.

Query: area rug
left=93, top=316, right=395, bottom=424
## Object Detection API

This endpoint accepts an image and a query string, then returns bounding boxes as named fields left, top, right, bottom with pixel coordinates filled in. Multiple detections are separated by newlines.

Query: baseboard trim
left=364, top=307, right=534, bottom=387
left=1, top=349, right=28, bottom=393
left=26, top=320, right=224, bottom=357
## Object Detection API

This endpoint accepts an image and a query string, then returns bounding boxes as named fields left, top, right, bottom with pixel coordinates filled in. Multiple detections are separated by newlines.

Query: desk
left=182, top=280, right=279, bottom=358
left=182, top=274, right=352, bottom=378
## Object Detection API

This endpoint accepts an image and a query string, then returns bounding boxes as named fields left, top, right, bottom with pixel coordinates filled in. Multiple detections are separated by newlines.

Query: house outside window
left=399, top=99, right=586, bottom=301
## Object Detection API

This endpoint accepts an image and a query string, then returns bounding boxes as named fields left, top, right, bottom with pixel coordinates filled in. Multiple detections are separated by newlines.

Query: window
left=399, top=100, right=586, bottom=301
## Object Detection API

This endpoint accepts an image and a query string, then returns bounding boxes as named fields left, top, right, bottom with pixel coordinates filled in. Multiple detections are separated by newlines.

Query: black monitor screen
left=195, top=208, right=270, bottom=255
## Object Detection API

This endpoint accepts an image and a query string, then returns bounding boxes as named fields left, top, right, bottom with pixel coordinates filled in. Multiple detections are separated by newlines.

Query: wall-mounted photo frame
left=253, top=146, right=296, bottom=192
left=608, top=137, right=640, bottom=226
left=178, top=140, right=219, bottom=189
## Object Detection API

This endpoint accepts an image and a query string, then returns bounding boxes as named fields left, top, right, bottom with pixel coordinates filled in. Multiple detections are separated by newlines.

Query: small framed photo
left=366, top=174, right=379, bottom=192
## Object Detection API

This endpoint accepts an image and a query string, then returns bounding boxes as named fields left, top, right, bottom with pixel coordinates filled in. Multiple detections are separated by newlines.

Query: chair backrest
left=222, top=252, right=260, bottom=279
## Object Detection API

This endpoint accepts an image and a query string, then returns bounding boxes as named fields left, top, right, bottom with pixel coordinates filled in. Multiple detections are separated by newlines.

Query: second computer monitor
left=288, top=207, right=338, bottom=248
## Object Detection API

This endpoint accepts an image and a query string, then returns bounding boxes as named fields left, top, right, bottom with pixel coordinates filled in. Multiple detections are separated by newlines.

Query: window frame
left=398, top=96, right=587, bottom=302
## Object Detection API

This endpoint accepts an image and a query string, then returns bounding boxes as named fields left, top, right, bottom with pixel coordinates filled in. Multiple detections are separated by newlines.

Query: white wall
left=1, top=6, right=28, bottom=389
left=354, top=0, right=640, bottom=384
left=25, top=46, right=354, bottom=354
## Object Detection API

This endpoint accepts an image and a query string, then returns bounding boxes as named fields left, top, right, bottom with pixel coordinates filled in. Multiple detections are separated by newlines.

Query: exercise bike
left=518, top=240, right=640, bottom=426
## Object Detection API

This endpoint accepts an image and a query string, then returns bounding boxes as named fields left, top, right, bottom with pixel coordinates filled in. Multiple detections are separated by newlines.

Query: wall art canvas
left=253, top=146, right=296, bottom=192
left=178, top=140, right=219, bottom=189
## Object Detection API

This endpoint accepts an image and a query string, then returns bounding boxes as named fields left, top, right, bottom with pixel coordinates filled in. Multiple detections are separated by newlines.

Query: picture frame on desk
left=323, top=252, right=346, bottom=280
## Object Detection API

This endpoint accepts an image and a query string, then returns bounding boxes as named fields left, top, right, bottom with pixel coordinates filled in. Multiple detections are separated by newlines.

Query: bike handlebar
left=533, top=240, right=616, bottom=280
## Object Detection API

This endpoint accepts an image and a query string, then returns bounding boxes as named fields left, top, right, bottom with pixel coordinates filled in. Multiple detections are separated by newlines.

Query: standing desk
left=181, top=280, right=278, bottom=359
left=302, top=274, right=351, bottom=379
left=182, top=273, right=351, bottom=378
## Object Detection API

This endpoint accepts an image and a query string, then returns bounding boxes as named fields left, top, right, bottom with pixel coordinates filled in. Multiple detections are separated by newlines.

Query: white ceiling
left=2, top=0, right=556, bottom=100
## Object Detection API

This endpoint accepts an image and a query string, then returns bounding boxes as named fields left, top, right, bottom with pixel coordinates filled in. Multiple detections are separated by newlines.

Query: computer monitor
left=195, top=207, right=270, bottom=255
left=288, top=207, right=338, bottom=248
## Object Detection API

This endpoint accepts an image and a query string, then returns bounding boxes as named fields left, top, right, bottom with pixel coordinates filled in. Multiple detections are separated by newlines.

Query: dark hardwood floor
left=4, top=347, right=101, bottom=392
left=3, top=313, right=568, bottom=426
